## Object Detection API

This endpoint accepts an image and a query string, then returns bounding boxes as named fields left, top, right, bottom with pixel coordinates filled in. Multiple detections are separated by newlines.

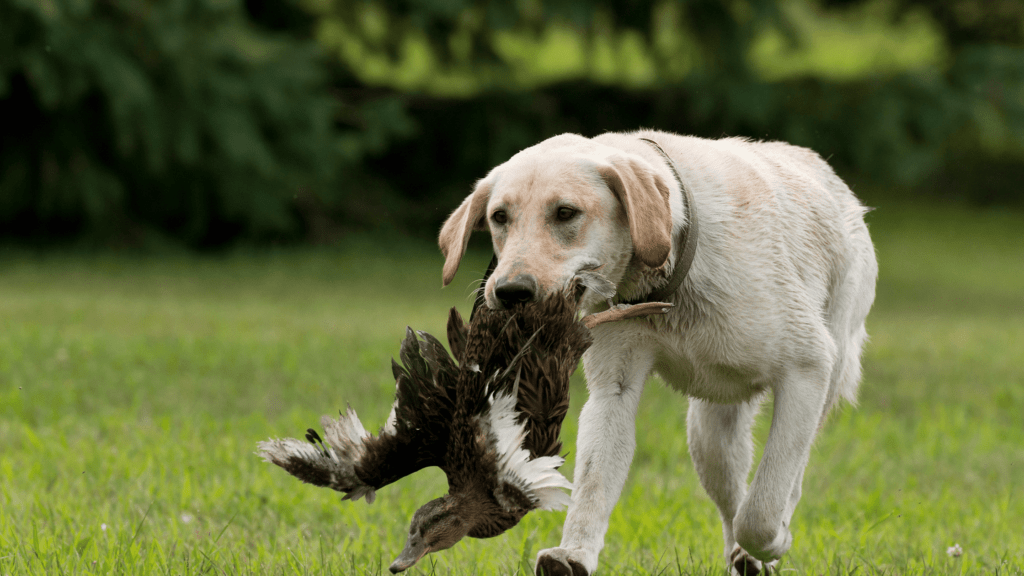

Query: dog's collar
left=619, top=137, right=699, bottom=305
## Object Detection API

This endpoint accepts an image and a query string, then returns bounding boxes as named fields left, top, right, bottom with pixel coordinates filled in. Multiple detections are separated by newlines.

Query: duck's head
left=389, top=495, right=471, bottom=573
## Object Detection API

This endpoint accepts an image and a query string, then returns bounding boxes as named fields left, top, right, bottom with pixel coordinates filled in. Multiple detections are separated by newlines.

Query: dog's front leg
left=536, top=331, right=654, bottom=576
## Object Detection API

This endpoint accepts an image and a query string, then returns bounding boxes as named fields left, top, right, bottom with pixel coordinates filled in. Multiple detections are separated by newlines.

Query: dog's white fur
left=438, top=130, right=877, bottom=575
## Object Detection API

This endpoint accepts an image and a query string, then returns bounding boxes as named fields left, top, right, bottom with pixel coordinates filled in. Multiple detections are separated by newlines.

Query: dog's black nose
left=495, top=275, right=538, bottom=308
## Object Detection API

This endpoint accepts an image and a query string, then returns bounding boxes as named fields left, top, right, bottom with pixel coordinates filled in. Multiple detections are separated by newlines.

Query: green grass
left=2, top=204, right=1023, bottom=575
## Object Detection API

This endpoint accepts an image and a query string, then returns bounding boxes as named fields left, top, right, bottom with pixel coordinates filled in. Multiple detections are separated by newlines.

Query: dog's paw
left=729, top=544, right=777, bottom=575
left=536, top=547, right=595, bottom=576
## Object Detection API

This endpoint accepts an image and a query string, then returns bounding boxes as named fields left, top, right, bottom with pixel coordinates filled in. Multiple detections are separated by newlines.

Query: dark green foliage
left=0, top=0, right=381, bottom=246
left=2, top=0, right=1022, bottom=246
left=892, top=0, right=1024, bottom=47
left=363, top=64, right=1023, bottom=236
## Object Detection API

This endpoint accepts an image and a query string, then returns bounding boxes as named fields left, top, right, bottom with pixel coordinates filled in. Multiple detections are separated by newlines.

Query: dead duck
left=258, top=286, right=671, bottom=573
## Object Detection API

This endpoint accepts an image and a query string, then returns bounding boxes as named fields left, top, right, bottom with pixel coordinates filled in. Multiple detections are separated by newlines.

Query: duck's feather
left=446, top=312, right=468, bottom=365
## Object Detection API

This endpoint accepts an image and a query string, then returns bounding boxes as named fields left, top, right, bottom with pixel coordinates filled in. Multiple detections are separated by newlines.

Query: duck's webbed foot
left=581, top=301, right=673, bottom=329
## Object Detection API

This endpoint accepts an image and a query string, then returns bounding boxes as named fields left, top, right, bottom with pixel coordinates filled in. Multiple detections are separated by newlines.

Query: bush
left=0, top=0, right=351, bottom=246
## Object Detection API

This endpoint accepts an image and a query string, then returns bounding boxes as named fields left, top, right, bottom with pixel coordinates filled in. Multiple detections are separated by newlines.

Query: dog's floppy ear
left=438, top=178, right=493, bottom=286
left=598, top=154, right=673, bottom=268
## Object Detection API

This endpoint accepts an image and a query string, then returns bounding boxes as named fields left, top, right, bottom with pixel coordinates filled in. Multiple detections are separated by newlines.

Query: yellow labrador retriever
left=438, top=130, right=877, bottom=576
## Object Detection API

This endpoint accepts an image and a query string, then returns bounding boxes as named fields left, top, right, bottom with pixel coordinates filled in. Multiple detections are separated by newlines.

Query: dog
left=437, top=130, right=877, bottom=575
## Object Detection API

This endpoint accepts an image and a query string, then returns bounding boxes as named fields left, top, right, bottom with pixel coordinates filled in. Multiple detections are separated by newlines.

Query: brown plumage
left=258, top=282, right=671, bottom=572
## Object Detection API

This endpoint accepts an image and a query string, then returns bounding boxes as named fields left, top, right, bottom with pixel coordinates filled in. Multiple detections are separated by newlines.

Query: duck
left=258, top=279, right=672, bottom=573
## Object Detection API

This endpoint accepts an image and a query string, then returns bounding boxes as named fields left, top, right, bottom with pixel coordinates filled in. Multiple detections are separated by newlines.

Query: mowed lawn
left=2, top=205, right=1022, bottom=575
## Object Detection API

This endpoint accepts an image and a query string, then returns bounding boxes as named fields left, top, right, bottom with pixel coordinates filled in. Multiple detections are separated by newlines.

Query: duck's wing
left=257, top=321, right=460, bottom=503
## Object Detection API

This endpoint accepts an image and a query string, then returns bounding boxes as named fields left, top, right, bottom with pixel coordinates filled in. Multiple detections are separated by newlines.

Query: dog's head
left=439, top=134, right=673, bottom=309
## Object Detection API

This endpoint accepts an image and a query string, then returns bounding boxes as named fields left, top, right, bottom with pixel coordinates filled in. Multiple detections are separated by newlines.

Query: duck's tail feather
left=257, top=406, right=378, bottom=503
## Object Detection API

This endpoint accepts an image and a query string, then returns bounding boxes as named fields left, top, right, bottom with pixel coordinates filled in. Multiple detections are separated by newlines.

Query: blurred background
left=2, top=0, right=1023, bottom=248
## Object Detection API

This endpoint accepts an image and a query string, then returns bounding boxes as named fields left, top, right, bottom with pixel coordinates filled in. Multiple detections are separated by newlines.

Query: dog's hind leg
left=732, top=360, right=833, bottom=565
left=687, top=397, right=767, bottom=574
left=729, top=466, right=803, bottom=574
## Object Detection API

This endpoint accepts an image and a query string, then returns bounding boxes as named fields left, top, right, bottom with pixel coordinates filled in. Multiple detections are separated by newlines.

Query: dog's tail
left=822, top=207, right=877, bottom=423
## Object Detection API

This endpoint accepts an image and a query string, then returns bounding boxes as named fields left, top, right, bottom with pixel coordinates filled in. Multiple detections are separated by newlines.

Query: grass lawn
left=2, top=204, right=1022, bottom=575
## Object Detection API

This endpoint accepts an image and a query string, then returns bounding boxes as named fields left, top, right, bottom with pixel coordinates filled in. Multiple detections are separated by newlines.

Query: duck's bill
left=389, top=540, right=428, bottom=574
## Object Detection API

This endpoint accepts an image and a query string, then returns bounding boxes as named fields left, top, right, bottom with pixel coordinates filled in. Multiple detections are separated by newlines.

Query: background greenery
left=2, top=205, right=1023, bottom=575
left=2, top=0, right=1024, bottom=246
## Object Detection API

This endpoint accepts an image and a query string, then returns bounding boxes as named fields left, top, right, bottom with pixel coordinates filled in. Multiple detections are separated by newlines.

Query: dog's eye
left=492, top=210, right=508, bottom=225
left=556, top=207, right=577, bottom=221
